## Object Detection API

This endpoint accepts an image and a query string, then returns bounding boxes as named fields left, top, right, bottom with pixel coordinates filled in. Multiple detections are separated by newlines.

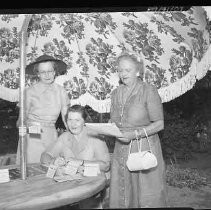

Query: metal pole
left=99, top=113, right=103, bottom=123
left=19, top=14, right=32, bottom=180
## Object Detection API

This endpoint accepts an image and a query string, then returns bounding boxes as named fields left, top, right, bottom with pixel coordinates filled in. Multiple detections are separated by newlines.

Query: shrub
left=160, top=109, right=195, bottom=161
left=160, top=105, right=211, bottom=161
left=166, top=161, right=207, bottom=190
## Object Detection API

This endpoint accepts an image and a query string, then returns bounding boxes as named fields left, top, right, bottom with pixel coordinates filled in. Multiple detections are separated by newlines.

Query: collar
left=34, top=82, right=56, bottom=95
left=118, top=78, right=144, bottom=103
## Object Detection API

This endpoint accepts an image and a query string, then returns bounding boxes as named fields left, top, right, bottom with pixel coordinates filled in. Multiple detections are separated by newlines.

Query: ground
left=166, top=149, right=211, bottom=209
left=75, top=148, right=211, bottom=209
left=167, top=185, right=211, bottom=209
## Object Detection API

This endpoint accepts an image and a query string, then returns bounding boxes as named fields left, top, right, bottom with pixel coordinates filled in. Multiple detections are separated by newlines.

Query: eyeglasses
left=38, top=70, right=55, bottom=75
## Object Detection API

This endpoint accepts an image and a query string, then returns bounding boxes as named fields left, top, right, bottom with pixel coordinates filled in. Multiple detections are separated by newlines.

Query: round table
left=0, top=164, right=107, bottom=210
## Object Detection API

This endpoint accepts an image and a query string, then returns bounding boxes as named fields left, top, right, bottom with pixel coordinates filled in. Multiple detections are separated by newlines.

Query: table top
left=0, top=164, right=107, bottom=210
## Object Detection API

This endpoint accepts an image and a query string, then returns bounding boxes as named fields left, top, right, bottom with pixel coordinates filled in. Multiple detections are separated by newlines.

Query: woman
left=16, top=55, right=69, bottom=164
left=40, top=104, right=110, bottom=173
left=41, top=104, right=110, bottom=209
left=109, top=53, right=167, bottom=208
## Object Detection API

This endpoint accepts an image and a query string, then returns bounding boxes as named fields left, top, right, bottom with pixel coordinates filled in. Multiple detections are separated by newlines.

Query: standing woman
left=16, top=55, right=69, bottom=164
left=109, top=53, right=167, bottom=208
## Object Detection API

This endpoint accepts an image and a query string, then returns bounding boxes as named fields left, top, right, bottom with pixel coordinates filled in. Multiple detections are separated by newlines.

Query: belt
left=27, top=120, right=55, bottom=127
left=39, top=122, right=55, bottom=127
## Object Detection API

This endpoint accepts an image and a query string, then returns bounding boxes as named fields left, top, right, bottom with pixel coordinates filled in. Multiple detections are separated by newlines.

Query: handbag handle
left=128, top=128, right=153, bottom=155
left=142, top=128, right=153, bottom=153
left=128, top=135, right=140, bottom=156
left=128, top=139, right=140, bottom=155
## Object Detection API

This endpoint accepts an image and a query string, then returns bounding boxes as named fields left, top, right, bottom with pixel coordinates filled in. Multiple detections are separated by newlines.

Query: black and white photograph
left=0, top=5, right=211, bottom=209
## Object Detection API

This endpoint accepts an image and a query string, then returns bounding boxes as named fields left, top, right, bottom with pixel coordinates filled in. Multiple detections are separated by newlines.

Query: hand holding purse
left=126, top=128, right=158, bottom=171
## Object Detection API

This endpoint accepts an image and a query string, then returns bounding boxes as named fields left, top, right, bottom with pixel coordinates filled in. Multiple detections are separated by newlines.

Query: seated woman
left=40, top=104, right=110, bottom=208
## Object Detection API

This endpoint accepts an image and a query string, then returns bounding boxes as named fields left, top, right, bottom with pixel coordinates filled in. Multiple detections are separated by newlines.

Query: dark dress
left=109, top=79, right=167, bottom=208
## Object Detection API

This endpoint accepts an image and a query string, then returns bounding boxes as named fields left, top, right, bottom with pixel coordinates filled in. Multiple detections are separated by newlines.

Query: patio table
left=0, top=164, right=107, bottom=210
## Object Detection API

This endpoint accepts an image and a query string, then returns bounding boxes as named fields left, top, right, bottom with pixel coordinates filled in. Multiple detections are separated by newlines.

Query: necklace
left=119, top=79, right=138, bottom=124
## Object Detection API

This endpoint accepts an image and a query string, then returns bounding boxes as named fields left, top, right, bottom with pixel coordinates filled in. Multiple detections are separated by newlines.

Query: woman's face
left=67, top=112, right=85, bottom=135
left=117, top=58, right=138, bottom=86
left=37, top=62, right=56, bottom=84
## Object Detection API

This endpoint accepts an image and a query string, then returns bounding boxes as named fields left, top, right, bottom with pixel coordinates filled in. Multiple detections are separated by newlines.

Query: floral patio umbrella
left=0, top=6, right=210, bottom=113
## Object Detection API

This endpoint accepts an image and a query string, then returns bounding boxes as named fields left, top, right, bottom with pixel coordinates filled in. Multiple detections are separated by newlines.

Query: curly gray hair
left=116, top=52, right=144, bottom=78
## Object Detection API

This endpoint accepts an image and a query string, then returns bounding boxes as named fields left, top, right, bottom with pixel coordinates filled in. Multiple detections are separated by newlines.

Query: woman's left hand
left=54, top=157, right=66, bottom=167
left=55, top=166, right=65, bottom=176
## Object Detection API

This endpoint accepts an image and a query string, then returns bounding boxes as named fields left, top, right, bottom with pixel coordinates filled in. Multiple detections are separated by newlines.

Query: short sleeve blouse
left=25, top=82, right=69, bottom=123
left=110, top=79, right=163, bottom=129
left=46, top=127, right=110, bottom=163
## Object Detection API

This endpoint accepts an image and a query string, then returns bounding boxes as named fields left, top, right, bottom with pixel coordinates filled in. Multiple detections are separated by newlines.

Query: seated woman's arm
left=92, top=138, right=110, bottom=172
left=79, top=158, right=110, bottom=172
left=68, top=157, right=110, bottom=173
left=40, top=138, right=64, bottom=166
left=40, top=152, right=56, bottom=166
left=67, top=138, right=110, bottom=173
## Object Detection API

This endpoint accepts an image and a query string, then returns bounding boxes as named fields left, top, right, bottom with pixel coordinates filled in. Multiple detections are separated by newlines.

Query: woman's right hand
left=117, top=137, right=131, bottom=143
left=117, top=130, right=136, bottom=143
left=54, top=157, right=66, bottom=167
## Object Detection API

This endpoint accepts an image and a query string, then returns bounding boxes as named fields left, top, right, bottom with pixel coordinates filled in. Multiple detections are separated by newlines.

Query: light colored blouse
left=45, top=126, right=110, bottom=163
left=24, top=82, right=69, bottom=124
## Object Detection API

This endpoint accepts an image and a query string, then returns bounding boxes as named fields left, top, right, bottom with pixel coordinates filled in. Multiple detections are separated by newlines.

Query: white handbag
left=126, top=128, right=158, bottom=171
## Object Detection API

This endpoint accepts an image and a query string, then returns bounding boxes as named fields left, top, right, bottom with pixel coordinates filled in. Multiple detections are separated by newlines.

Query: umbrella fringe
left=0, top=47, right=211, bottom=112
left=195, top=45, right=211, bottom=80
left=158, top=73, right=197, bottom=104
left=159, top=45, right=211, bottom=103
left=70, top=92, right=111, bottom=113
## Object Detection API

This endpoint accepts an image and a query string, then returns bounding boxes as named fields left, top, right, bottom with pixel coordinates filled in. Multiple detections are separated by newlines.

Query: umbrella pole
left=19, top=14, right=32, bottom=180
left=99, top=113, right=103, bottom=123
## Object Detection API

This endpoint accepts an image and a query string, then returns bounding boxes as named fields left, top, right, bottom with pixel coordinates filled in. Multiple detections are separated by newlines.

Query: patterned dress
left=16, top=82, right=69, bottom=164
left=109, top=78, right=167, bottom=208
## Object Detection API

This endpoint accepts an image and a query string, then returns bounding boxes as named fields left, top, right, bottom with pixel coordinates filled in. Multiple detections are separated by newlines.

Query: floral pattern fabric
left=0, top=7, right=210, bottom=113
